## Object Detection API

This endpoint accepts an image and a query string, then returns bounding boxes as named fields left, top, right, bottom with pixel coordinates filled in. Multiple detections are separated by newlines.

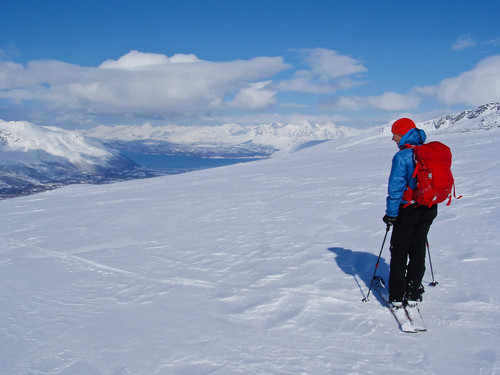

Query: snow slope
left=0, top=122, right=499, bottom=374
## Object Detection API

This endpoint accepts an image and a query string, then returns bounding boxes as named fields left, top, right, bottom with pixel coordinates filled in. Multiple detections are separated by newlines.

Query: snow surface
left=1, top=124, right=499, bottom=375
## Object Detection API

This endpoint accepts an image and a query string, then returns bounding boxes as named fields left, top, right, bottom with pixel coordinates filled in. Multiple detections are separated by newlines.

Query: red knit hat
left=391, top=118, right=416, bottom=136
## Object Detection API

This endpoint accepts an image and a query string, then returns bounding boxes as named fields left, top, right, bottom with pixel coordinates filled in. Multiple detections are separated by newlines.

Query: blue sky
left=1, top=0, right=499, bottom=129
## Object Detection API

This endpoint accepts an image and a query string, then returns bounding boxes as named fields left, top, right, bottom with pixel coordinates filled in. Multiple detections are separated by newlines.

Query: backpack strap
left=401, top=144, right=418, bottom=207
left=416, top=128, right=424, bottom=144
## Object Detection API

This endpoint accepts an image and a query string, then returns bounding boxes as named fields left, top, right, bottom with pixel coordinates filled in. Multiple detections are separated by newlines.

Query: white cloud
left=367, top=92, right=420, bottom=111
left=452, top=35, right=477, bottom=51
left=231, top=81, right=277, bottom=111
left=322, top=54, right=500, bottom=112
left=322, top=92, right=419, bottom=111
left=0, top=51, right=289, bottom=120
left=278, top=48, right=367, bottom=94
left=99, top=50, right=199, bottom=70
left=485, top=38, right=500, bottom=47
left=3, top=48, right=498, bottom=128
left=302, top=48, right=367, bottom=79
left=100, top=51, right=171, bottom=69
left=321, top=96, right=364, bottom=111
left=431, top=55, right=500, bottom=106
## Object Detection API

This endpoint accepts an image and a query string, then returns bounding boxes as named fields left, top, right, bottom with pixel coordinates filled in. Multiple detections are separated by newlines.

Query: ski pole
left=362, top=224, right=391, bottom=302
left=427, top=241, right=439, bottom=286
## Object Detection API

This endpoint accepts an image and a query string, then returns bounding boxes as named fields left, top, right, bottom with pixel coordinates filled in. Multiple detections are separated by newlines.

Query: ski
left=372, top=276, right=421, bottom=333
left=405, top=304, right=427, bottom=332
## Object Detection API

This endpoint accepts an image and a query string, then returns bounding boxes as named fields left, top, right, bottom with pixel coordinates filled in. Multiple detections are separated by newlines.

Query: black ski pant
left=389, top=204, right=438, bottom=303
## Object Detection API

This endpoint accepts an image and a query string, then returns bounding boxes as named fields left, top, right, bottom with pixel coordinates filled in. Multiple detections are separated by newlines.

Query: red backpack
left=402, top=141, right=461, bottom=207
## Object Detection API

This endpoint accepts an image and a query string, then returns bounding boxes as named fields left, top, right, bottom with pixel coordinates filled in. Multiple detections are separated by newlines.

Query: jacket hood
left=398, top=128, right=426, bottom=148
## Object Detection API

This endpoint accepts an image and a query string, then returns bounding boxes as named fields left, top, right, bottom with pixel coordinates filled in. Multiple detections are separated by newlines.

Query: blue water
left=120, top=150, right=262, bottom=173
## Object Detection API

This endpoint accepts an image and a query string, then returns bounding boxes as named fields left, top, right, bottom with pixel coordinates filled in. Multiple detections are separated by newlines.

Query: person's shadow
left=328, top=247, right=389, bottom=305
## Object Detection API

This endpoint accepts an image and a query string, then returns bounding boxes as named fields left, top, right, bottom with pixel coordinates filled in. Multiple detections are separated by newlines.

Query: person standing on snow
left=383, top=118, right=437, bottom=308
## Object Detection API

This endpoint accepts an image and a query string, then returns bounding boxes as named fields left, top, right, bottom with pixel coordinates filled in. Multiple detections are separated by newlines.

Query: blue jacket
left=386, top=128, right=427, bottom=217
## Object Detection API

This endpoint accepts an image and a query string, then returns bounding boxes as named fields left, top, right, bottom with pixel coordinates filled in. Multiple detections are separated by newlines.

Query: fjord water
left=120, top=149, right=263, bottom=173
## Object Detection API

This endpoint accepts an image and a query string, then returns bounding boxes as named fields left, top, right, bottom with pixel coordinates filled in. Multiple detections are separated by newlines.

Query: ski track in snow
left=0, top=127, right=499, bottom=374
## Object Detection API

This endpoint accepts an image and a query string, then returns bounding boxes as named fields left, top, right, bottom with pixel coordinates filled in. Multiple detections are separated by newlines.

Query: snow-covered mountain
left=419, top=102, right=500, bottom=132
left=0, top=120, right=145, bottom=198
left=1, top=110, right=499, bottom=374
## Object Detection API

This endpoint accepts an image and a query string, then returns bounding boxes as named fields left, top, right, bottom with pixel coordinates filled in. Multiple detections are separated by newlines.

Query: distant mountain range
left=82, top=121, right=359, bottom=158
left=1, top=102, right=499, bottom=198
left=83, top=102, right=500, bottom=156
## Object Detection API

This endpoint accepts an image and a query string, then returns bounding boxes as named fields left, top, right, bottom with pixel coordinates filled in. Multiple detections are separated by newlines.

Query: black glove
left=383, top=215, right=397, bottom=226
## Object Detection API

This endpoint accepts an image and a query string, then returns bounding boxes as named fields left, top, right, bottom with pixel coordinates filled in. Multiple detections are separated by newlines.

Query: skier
left=383, top=118, right=437, bottom=308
